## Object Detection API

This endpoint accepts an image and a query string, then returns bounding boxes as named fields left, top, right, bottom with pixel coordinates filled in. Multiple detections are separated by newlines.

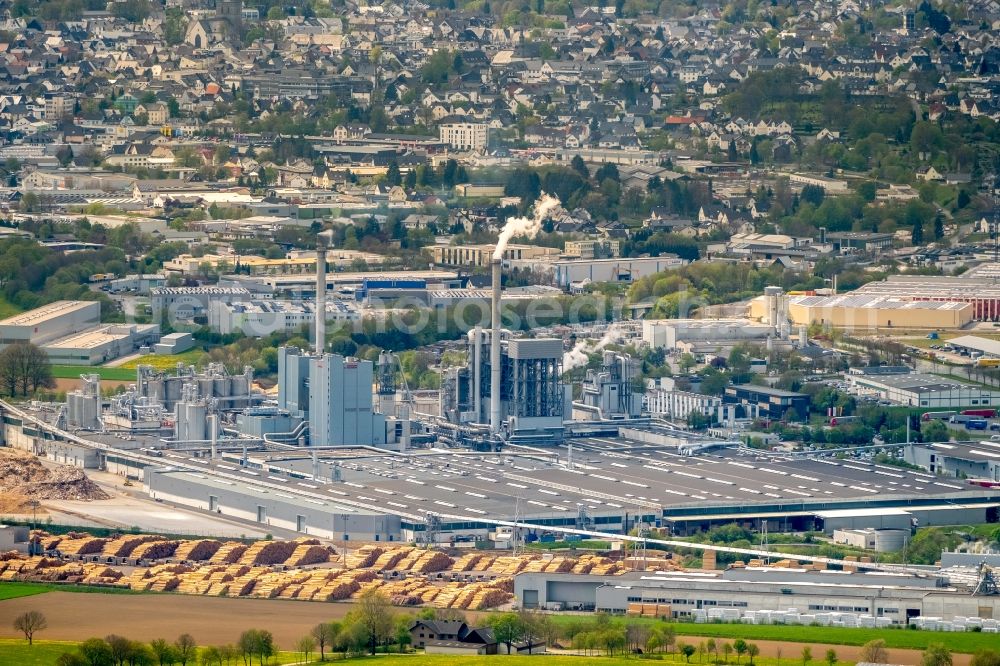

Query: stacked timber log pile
left=209, top=542, right=249, bottom=565
left=57, top=536, right=108, bottom=556
left=5, top=529, right=626, bottom=610
left=131, top=540, right=180, bottom=561
left=174, top=540, right=223, bottom=561
left=286, top=541, right=335, bottom=567
left=238, top=540, right=298, bottom=566
left=102, top=535, right=162, bottom=558
left=344, top=545, right=382, bottom=569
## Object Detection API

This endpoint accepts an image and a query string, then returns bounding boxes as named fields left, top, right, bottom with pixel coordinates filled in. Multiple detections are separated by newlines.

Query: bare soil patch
left=0, top=591, right=356, bottom=648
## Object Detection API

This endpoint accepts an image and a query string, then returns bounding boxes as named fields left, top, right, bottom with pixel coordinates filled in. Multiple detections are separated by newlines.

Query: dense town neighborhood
left=2, top=1, right=1000, bottom=665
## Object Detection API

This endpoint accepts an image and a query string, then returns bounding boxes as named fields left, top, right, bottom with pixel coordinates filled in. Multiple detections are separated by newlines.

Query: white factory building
left=846, top=371, right=1000, bottom=408
left=507, top=256, right=687, bottom=289
left=0, top=301, right=101, bottom=347
left=209, top=299, right=361, bottom=336
left=0, top=301, right=159, bottom=365
left=644, top=381, right=722, bottom=420
left=642, top=318, right=780, bottom=353
left=513, top=567, right=1000, bottom=622
left=43, top=324, right=160, bottom=365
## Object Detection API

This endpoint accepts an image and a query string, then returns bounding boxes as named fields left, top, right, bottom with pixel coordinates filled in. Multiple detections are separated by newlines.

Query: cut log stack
left=102, top=535, right=162, bottom=558
left=131, top=540, right=180, bottom=561
left=286, top=542, right=335, bottom=567
left=344, top=545, right=382, bottom=569
left=58, top=537, right=108, bottom=556
left=372, top=547, right=411, bottom=571
left=80, top=564, right=124, bottom=586
left=239, top=540, right=298, bottom=566
left=410, top=550, right=453, bottom=573
left=209, top=542, right=249, bottom=565
left=8, top=529, right=628, bottom=611
left=452, top=553, right=484, bottom=571
left=174, top=539, right=223, bottom=561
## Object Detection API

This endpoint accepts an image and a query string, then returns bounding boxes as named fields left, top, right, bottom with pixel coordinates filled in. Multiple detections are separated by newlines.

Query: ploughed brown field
left=0, top=591, right=975, bottom=665
left=0, top=591, right=358, bottom=647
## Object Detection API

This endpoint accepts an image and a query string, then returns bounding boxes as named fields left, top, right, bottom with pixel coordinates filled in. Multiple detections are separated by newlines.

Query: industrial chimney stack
left=490, top=257, right=502, bottom=435
left=315, top=239, right=327, bottom=354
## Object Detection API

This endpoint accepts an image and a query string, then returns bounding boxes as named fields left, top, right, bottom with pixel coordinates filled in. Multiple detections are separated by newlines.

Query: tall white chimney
left=490, top=258, right=502, bottom=435
left=315, top=240, right=326, bottom=354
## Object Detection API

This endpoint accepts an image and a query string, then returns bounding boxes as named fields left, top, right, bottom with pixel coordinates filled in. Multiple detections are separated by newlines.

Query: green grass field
left=0, top=581, right=136, bottom=599
left=0, top=640, right=79, bottom=666
left=0, top=641, right=310, bottom=666
left=0, top=647, right=836, bottom=666
left=594, top=621, right=997, bottom=653
left=50, top=365, right=136, bottom=381
left=117, top=349, right=204, bottom=371
left=0, top=297, right=22, bottom=319
left=0, top=582, right=51, bottom=601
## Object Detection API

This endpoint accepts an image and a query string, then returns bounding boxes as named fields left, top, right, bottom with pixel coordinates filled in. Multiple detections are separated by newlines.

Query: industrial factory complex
left=2, top=224, right=1000, bottom=627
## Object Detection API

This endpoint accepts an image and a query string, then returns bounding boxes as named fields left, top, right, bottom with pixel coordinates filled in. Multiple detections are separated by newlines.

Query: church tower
left=216, top=0, right=243, bottom=41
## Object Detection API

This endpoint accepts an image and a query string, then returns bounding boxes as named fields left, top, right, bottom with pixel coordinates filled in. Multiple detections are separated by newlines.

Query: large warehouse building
left=0, top=300, right=101, bottom=347
left=845, top=371, right=1000, bottom=408
left=512, top=567, right=1000, bottom=621
left=848, top=268, right=1000, bottom=321
left=749, top=294, right=974, bottom=330
left=0, top=301, right=159, bottom=364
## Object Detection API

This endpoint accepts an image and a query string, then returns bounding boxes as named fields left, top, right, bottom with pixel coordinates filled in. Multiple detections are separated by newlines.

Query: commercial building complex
left=0, top=301, right=159, bottom=365
left=430, top=243, right=560, bottom=268
left=513, top=567, right=1000, bottom=620
left=150, top=286, right=252, bottom=322
left=724, top=384, right=810, bottom=421
left=846, top=372, right=1000, bottom=408
left=645, top=386, right=722, bottom=420
left=209, top=299, right=360, bottom=336
left=0, top=301, right=101, bottom=347
left=643, top=318, right=778, bottom=353
left=849, top=272, right=1000, bottom=321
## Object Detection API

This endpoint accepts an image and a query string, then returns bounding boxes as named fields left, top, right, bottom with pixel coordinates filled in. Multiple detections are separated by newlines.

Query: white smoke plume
left=492, top=193, right=561, bottom=262
left=562, top=324, right=626, bottom=371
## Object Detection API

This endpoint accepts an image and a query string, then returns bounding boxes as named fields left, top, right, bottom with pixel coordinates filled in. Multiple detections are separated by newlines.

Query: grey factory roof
left=916, top=440, right=1000, bottom=461
left=948, top=335, right=1000, bottom=357
left=151, top=439, right=993, bottom=524
left=0, top=300, right=97, bottom=326
left=853, top=373, right=987, bottom=393
left=791, top=294, right=971, bottom=311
